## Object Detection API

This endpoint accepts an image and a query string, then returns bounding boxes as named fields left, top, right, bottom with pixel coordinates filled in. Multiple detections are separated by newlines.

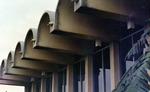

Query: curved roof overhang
left=51, top=0, right=119, bottom=41
left=0, top=60, right=31, bottom=82
left=73, top=0, right=150, bottom=25
left=5, top=51, right=42, bottom=77
left=13, top=41, right=59, bottom=72
left=35, top=10, right=94, bottom=55
left=23, top=28, right=74, bottom=64
left=0, top=59, right=8, bottom=76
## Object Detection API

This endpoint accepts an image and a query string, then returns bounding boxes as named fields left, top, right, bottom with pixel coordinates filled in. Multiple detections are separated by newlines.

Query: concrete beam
left=4, top=52, right=42, bottom=77
left=51, top=0, right=119, bottom=41
left=22, top=29, right=75, bottom=64
left=0, top=74, right=31, bottom=82
left=36, top=11, right=94, bottom=55
left=0, top=79, right=28, bottom=86
left=73, top=0, right=150, bottom=25
left=13, top=41, right=59, bottom=72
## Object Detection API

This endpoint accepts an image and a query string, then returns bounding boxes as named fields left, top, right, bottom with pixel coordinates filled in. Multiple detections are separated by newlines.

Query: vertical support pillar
left=85, top=55, right=94, bottom=92
left=110, top=41, right=120, bottom=91
left=52, top=72, right=58, bottom=92
left=40, top=77, right=46, bottom=92
left=25, top=86, right=28, bottom=92
left=31, top=82, right=36, bottom=92
left=66, top=65, right=73, bottom=92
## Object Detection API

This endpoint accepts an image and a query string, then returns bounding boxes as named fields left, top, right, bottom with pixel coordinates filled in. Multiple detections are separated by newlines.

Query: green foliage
left=113, top=27, right=150, bottom=92
left=125, top=27, right=150, bottom=60
left=113, top=51, right=150, bottom=92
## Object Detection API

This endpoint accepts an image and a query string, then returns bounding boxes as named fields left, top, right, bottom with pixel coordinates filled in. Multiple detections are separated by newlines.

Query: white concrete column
left=85, top=55, right=94, bottom=92
left=40, top=77, right=46, bottom=92
left=66, top=65, right=73, bottom=92
left=31, top=82, right=36, bottom=92
left=52, top=72, right=58, bottom=92
left=110, top=41, right=120, bottom=91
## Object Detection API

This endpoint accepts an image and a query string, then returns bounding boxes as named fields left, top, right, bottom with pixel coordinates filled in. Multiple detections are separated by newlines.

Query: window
left=119, top=28, right=144, bottom=76
left=46, top=75, right=52, bottom=92
left=93, top=47, right=111, bottom=92
left=36, top=79, right=41, bottom=92
left=26, top=83, right=32, bottom=92
left=73, top=60, right=85, bottom=92
left=58, top=69, right=67, bottom=92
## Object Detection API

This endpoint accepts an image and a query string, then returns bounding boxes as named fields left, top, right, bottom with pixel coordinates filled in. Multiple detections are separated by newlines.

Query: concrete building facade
left=0, top=0, right=149, bottom=92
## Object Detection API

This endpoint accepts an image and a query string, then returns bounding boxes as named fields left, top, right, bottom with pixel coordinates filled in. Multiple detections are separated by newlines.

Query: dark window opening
left=46, top=74, right=52, bottom=92
left=93, top=47, right=111, bottom=92
left=119, top=27, right=144, bottom=76
left=36, top=78, right=41, bottom=92
left=73, top=60, right=85, bottom=92
left=58, top=69, right=67, bottom=92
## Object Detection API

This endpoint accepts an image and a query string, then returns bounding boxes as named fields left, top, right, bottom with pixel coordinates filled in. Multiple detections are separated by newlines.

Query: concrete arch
left=36, top=11, right=55, bottom=48
left=0, top=59, right=7, bottom=75
left=22, top=28, right=74, bottom=64
left=0, top=59, right=31, bottom=82
left=6, top=51, right=42, bottom=77
left=24, top=28, right=37, bottom=48
left=51, top=0, right=119, bottom=41
left=13, top=41, right=59, bottom=71
left=7, top=51, right=14, bottom=69
left=35, top=10, right=94, bottom=55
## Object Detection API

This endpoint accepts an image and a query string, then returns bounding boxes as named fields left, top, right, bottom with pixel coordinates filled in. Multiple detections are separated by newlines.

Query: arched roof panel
left=35, top=10, right=94, bottom=55
left=51, top=0, right=119, bottom=41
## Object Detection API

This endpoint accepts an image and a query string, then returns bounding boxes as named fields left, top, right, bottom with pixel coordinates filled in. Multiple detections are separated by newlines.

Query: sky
left=0, top=85, right=24, bottom=92
left=0, top=0, right=58, bottom=92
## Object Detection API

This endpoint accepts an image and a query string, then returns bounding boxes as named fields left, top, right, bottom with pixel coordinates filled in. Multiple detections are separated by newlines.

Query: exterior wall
left=1, top=0, right=147, bottom=92
left=28, top=51, right=120, bottom=92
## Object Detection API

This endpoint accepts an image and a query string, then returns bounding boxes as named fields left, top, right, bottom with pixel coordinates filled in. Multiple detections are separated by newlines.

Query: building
left=0, top=0, right=150, bottom=92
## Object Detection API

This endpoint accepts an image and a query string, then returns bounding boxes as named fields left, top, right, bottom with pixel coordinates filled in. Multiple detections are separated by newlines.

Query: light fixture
left=127, top=19, right=135, bottom=30
left=41, top=71, right=46, bottom=76
left=31, top=77, right=35, bottom=82
left=95, top=40, right=101, bottom=47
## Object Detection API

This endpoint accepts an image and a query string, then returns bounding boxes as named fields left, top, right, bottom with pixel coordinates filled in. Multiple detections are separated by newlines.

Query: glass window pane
left=36, top=79, right=41, bottom=92
left=58, top=69, right=66, bottom=92
left=119, top=29, right=144, bottom=76
left=119, top=37, right=132, bottom=75
left=64, top=70, right=66, bottom=92
left=81, top=61, right=85, bottom=92
left=133, top=30, right=144, bottom=44
left=103, top=48, right=111, bottom=92
left=46, top=75, right=52, bottom=92
left=93, top=51, right=103, bottom=92
left=126, top=61, right=134, bottom=72
left=105, top=69, right=111, bottom=92
left=99, top=68, right=103, bottom=92
left=94, top=47, right=111, bottom=92
left=58, top=71, right=63, bottom=92
left=73, top=62, right=80, bottom=92
left=73, top=60, right=85, bottom=92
